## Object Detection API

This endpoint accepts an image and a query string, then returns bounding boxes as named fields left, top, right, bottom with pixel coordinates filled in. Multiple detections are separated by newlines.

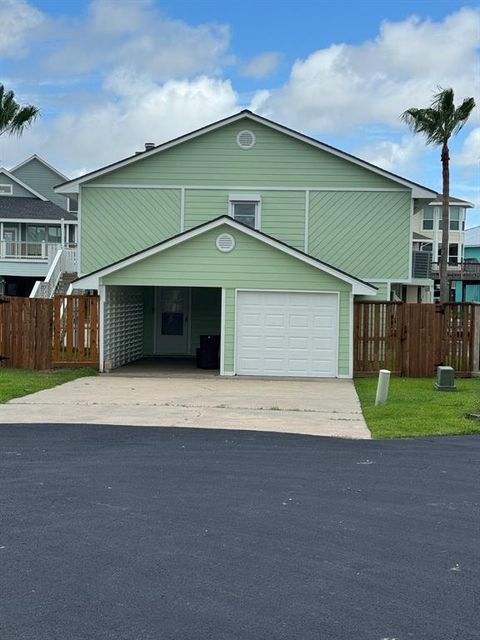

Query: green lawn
left=0, top=368, right=97, bottom=404
left=355, top=377, right=480, bottom=439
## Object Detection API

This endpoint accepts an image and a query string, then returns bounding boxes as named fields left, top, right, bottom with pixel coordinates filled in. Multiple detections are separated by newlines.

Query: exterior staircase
left=30, top=247, right=78, bottom=298
left=54, top=272, right=78, bottom=295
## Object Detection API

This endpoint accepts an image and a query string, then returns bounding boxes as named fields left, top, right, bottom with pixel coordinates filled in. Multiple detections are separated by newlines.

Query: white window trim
left=0, top=184, right=13, bottom=196
left=67, top=197, right=78, bottom=213
left=228, top=195, right=261, bottom=229
left=422, top=208, right=434, bottom=231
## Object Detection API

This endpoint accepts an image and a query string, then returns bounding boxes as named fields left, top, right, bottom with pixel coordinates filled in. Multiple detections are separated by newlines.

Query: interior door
left=155, top=287, right=190, bottom=355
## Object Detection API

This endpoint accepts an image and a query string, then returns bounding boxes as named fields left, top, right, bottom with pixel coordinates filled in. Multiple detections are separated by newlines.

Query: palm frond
left=0, top=83, right=39, bottom=137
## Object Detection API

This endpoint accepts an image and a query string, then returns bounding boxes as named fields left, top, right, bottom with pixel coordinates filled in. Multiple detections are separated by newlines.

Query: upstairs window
left=422, top=208, right=434, bottom=230
left=449, top=207, right=461, bottom=231
left=231, top=202, right=257, bottom=228
left=229, top=195, right=261, bottom=229
left=0, top=184, right=13, bottom=195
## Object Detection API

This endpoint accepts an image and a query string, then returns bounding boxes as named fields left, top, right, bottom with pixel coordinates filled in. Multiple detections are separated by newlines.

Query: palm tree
left=401, top=88, right=475, bottom=303
left=0, top=83, right=39, bottom=137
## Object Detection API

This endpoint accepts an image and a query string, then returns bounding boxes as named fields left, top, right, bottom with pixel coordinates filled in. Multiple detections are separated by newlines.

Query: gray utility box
left=434, top=366, right=457, bottom=391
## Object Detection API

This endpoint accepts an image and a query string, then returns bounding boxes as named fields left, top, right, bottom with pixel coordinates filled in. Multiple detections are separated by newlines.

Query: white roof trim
left=54, top=111, right=437, bottom=198
left=0, top=168, right=47, bottom=200
left=427, top=199, right=474, bottom=208
left=74, top=217, right=376, bottom=295
left=10, top=154, right=69, bottom=181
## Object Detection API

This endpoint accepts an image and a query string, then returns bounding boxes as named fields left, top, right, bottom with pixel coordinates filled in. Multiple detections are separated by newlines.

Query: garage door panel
left=236, top=291, right=338, bottom=378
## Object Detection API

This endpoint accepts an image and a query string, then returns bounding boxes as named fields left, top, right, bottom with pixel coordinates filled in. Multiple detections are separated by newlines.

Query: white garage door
left=236, top=291, right=338, bottom=377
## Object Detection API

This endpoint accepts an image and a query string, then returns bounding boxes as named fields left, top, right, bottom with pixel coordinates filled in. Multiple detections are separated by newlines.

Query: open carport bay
left=0, top=425, right=479, bottom=640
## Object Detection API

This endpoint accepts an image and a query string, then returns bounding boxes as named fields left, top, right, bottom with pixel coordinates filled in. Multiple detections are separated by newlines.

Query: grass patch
left=354, top=377, right=480, bottom=439
left=0, top=368, right=97, bottom=404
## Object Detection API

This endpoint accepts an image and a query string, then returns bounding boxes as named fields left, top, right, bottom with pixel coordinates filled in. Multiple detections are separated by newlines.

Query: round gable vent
left=216, top=233, right=235, bottom=253
left=236, top=130, right=256, bottom=149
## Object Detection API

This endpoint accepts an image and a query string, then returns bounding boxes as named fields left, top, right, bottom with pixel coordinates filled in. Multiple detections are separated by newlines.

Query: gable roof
left=0, top=197, right=76, bottom=221
left=55, top=110, right=437, bottom=198
left=10, top=154, right=69, bottom=181
left=73, top=216, right=377, bottom=295
left=0, top=168, right=47, bottom=200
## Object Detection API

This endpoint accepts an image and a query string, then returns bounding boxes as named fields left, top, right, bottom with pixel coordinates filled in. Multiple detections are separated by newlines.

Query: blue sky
left=1, top=0, right=479, bottom=225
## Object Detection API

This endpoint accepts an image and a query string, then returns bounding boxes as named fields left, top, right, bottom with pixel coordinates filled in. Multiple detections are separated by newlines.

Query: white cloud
left=355, top=135, right=425, bottom=172
left=241, top=52, right=281, bottom=79
left=253, top=7, right=480, bottom=133
left=455, top=128, right=480, bottom=167
left=0, top=76, right=239, bottom=176
left=0, top=0, right=44, bottom=56
left=43, top=0, right=231, bottom=81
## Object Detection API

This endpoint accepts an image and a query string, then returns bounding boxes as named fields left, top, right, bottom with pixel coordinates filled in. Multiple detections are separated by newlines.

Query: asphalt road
left=1, top=425, right=479, bottom=640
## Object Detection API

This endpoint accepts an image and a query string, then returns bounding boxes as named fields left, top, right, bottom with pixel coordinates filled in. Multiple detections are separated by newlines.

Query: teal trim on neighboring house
left=455, top=245, right=480, bottom=302
left=102, top=224, right=353, bottom=376
left=12, top=158, right=68, bottom=209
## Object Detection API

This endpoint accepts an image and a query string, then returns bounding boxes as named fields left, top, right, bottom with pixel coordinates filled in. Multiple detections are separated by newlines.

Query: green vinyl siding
left=81, top=187, right=181, bottom=274
left=185, top=189, right=305, bottom=250
left=90, top=120, right=402, bottom=189
left=0, top=174, right=35, bottom=198
left=261, top=191, right=305, bottom=250
left=103, top=224, right=353, bottom=376
left=309, top=191, right=411, bottom=280
left=12, top=158, right=68, bottom=209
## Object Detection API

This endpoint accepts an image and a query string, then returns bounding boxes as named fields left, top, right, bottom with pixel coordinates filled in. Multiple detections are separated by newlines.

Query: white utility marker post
left=375, top=369, right=391, bottom=406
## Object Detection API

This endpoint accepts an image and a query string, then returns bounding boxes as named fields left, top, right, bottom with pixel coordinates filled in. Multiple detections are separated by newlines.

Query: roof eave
left=72, top=216, right=376, bottom=295
left=54, top=110, right=437, bottom=197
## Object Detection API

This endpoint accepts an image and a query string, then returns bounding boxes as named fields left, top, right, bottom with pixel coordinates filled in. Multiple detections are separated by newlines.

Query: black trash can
left=197, top=334, right=220, bottom=369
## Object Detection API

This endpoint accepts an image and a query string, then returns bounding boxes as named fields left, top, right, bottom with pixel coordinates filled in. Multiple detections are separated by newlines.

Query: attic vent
left=216, top=233, right=235, bottom=253
left=236, top=130, right=256, bottom=149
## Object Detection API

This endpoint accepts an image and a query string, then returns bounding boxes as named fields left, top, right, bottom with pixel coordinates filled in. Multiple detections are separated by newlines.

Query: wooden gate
left=53, top=295, right=99, bottom=366
left=0, top=296, right=53, bottom=369
left=354, top=302, right=480, bottom=377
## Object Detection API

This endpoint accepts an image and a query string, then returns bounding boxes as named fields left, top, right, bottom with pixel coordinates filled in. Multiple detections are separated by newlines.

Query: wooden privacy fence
left=0, top=296, right=53, bottom=369
left=0, top=295, right=99, bottom=370
left=53, top=295, right=99, bottom=366
left=354, top=302, right=480, bottom=377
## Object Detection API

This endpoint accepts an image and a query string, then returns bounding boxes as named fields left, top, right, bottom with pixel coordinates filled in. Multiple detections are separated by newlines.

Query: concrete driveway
left=0, top=374, right=370, bottom=439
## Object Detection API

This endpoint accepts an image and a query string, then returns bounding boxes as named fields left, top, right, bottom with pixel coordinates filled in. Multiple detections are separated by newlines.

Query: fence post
left=473, top=305, right=480, bottom=374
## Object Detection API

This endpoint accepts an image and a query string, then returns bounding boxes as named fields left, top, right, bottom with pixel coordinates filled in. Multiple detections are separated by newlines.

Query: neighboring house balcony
left=0, top=240, right=67, bottom=261
left=430, top=261, right=480, bottom=282
left=0, top=241, right=77, bottom=279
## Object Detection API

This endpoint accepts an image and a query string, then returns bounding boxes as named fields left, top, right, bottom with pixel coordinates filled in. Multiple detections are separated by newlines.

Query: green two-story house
left=56, top=110, right=439, bottom=378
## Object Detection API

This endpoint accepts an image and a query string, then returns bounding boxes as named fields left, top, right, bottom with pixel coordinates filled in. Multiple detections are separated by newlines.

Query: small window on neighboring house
left=68, top=197, right=78, bottom=212
left=230, top=201, right=258, bottom=228
left=0, top=184, right=13, bottom=195
left=438, top=243, right=459, bottom=264
left=422, top=209, right=434, bottom=230
left=449, top=207, right=460, bottom=231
